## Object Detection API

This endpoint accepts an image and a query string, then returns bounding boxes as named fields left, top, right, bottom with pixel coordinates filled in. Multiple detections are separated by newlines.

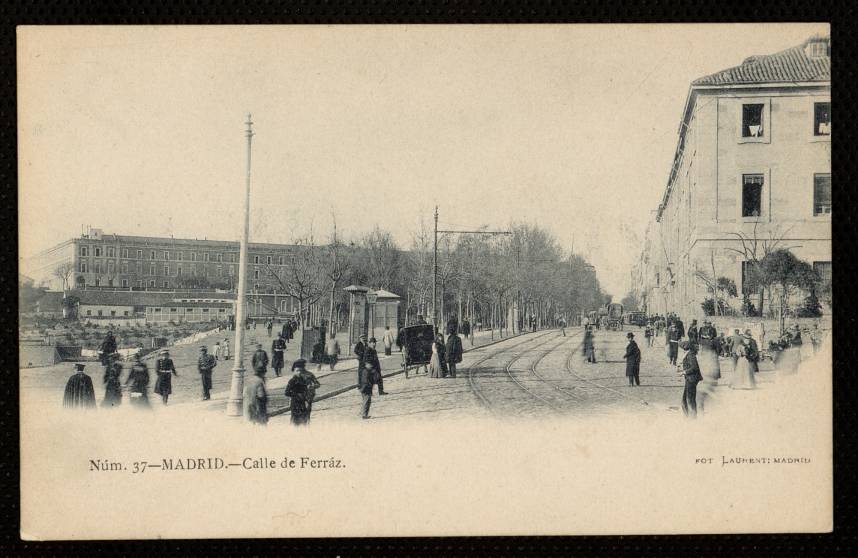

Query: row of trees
left=255, top=219, right=607, bottom=333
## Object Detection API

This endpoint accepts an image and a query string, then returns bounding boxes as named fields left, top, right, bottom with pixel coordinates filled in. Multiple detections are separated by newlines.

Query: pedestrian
left=222, top=338, right=231, bottom=360
left=326, top=333, right=340, bottom=371
left=584, top=327, right=597, bottom=363
left=644, top=321, right=654, bottom=347
left=623, top=332, right=641, bottom=386
left=559, top=318, right=567, bottom=337
left=743, top=329, right=760, bottom=374
left=266, top=320, right=273, bottom=337
left=154, top=349, right=178, bottom=405
left=697, top=319, right=722, bottom=384
left=679, top=341, right=703, bottom=418
left=63, top=363, right=96, bottom=409
left=382, top=326, right=395, bottom=356
left=445, top=326, right=463, bottom=378
left=102, top=353, right=123, bottom=408
left=674, top=317, right=685, bottom=340
left=99, top=329, right=118, bottom=367
left=126, top=353, right=151, bottom=408
left=251, top=343, right=269, bottom=378
left=271, top=333, right=286, bottom=377
left=731, top=339, right=757, bottom=390
left=687, top=320, right=699, bottom=343
left=667, top=324, right=680, bottom=366
left=429, top=334, right=447, bottom=378
left=396, top=327, right=404, bottom=353
left=242, top=364, right=268, bottom=425
left=365, top=338, right=386, bottom=394
left=197, top=346, right=217, bottom=401
left=462, top=318, right=472, bottom=345
left=281, top=320, right=290, bottom=341
left=358, top=361, right=375, bottom=419
left=728, top=328, right=743, bottom=377
left=354, top=333, right=368, bottom=384
left=295, top=359, right=322, bottom=423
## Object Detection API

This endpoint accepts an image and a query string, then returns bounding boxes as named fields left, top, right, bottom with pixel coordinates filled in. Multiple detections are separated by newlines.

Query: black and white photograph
left=17, top=23, right=831, bottom=539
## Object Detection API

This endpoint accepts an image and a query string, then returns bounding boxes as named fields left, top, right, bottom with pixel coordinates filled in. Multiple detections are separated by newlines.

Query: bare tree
left=724, top=221, right=797, bottom=316
left=324, top=216, right=351, bottom=333
left=53, top=262, right=74, bottom=293
left=266, top=237, right=325, bottom=327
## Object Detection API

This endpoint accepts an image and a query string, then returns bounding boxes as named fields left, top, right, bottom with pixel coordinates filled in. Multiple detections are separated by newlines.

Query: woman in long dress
left=428, top=336, right=446, bottom=378
left=101, top=355, right=123, bottom=408
left=730, top=342, right=756, bottom=390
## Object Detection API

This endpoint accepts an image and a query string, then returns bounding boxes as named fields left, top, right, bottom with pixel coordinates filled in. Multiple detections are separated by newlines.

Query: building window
left=742, top=174, right=764, bottom=218
left=122, top=248, right=129, bottom=258
left=164, top=264, right=170, bottom=276
left=110, top=310, right=116, bottom=317
left=814, top=102, right=831, bottom=136
left=150, top=250, right=156, bottom=260
left=216, top=253, right=223, bottom=263
left=814, top=174, right=831, bottom=215
left=204, top=253, right=210, bottom=262
left=121, top=262, right=128, bottom=274
left=107, top=261, right=115, bottom=274
left=137, top=280, right=143, bottom=288
left=254, top=268, right=260, bottom=279
left=136, top=249, right=143, bottom=259
left=163, top=281, right=169, bottom=288
left=217, top=265, right=223, bottom=276
left=229, top=265, right=235, bottom=276
left=94, top=261, right=102, bottom=274
left=278, top=255, right=284, bottom=265
left=86, top=310, right=91, bottom=316
left=124, top=310, right=129, bottom=316
left=80, top=261, right=88, bottom=273
left=149, top=263, right=156, bottom=275
left=149, top=280, right=156, bottom=288
left=94, top=247, right=102, bottom=257
left=742, top=104, right=764, bottom=138
left=177, top=265, right=182, bottom=276
left=164, top=251, right=169, bottom=260
left=191, top=252, right=197, bottom=262
left=121, top=279, right=129, bottom=288
left=254, top=255, right=260, bottom=264
left=136, top=262, right=142, bottom=275
left=97, top=310, right=103, bottom=316
left=267, top=256, right=272, bottom=265
left=178, top=251, right=183, bottom=261
left=229, top=253, right=236, bottom=263
left=813, top=261, right=832, bottom=288
left=190, top=264, right=197, bottom=274
left=80, top=246, right=89, bottom=257
left=107, top=247, right=115, bottom=258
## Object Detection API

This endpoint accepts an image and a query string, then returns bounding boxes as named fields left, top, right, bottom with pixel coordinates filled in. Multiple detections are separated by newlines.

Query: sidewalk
left=178, top=327, right=539, bottom=416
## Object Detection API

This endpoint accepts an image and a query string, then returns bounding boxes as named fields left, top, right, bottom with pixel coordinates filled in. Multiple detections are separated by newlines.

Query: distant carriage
left=587, top=310, right=599, bottom=329
left=624, top=311, right=647, bottom=327
left=401, top=324, right=436, bottom=378
left=605, top=303, right=624, bottom=331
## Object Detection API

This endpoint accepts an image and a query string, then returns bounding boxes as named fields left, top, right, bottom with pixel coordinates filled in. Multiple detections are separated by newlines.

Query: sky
left=18, top=23, right=828, bottom=296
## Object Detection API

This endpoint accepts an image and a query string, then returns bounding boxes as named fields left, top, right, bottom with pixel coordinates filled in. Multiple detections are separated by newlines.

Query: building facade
left=635, top=36, right=831, bottom=319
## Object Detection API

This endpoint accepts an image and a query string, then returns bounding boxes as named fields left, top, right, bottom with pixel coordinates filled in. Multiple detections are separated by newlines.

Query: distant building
left=636, top=35, right=831, bottom=318
left=22, top=227, right=308, bottom=319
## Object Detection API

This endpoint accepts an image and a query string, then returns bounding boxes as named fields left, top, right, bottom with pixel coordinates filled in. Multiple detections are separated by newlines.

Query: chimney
left=805, top=35, right=830, bottom=58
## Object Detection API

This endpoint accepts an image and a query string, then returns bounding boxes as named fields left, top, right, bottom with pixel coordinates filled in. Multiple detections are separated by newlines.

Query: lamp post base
left=225, top=365, right=246, bottom=416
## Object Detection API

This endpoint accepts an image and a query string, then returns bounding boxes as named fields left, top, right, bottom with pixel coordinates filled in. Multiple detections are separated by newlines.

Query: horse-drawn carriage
left=401, top=323, right=436, bottom=378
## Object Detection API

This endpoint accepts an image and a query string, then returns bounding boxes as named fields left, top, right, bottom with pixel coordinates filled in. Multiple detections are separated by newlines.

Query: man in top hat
left=679, top=340, right=703, bottom=418
left=154, top=349, right=178, bottom=405
left=251, top=343, right=269, bottom=376
left=354, top=333, right=368, bottom=385
left=623, top=332, right=642, bottom=386
left=102, top=352, right=124, bottom=408
left=445, top=324, right=463, bottom=379
left=197, top=345, right=217, bottom=401
left=687, top=319, right=699, bottom=343
left=63, top=363, right=96, bottom=409
left=366, top=337, right=386, bottom=395
left=99, top=329, right=118, bottom=366
left=271, top=333, right=286, bottom=377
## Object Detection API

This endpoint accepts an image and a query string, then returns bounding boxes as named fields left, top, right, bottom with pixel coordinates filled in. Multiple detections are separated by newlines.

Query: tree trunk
left=328, top=283, right=337, bottom=334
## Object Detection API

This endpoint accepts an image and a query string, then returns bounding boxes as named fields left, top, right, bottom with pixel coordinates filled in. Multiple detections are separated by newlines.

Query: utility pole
left=432, top=205, right=438, bottom=331
left=226, top=114, right=253, bottom=417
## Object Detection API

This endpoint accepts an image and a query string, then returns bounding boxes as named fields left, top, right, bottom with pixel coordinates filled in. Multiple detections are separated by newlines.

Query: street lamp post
left=226, top=114, right=254, bottom=417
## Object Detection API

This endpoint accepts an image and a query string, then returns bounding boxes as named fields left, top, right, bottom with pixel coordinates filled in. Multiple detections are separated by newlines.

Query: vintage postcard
left=17, top=24, right=831, bottom=539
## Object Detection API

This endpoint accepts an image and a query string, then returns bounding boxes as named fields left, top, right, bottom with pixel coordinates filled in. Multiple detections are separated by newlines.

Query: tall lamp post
left=226, top=114, right=254, bottom=416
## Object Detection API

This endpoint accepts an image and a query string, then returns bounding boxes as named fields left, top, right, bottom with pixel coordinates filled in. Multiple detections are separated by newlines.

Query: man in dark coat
left=354, top=333, right=368, bottom=385
left=154, top=349, right=178, bottom=405
left=445, top=328, right=464, bottom=378
left=623, top=332, right=641, bottom=386
left=365, top=338, right=385, bottom=394
left=271, top=334, right=286, bottom=377
left=680, top=341, right=703, bottom=418
left=99, top=330, right=117, bottom=366
left=461, top=319, right=471, bottom=339
left=102, top=353, right=123, bottom=408
left=667, top=324, right=680, bottom=365
left=63, top=363, right=96, bottom=409
left=687, top=320, right=699, bottom=343
left=674, top=318, right=685, bottom=340
left=197, top=346, right=217, bottom=401
left=281, top=321, right=290, bottom=341
left=358, top=360, right=374, bottom=419
left=743, top=329, right=760, bottom=373
left=126, top=352, right=150, bottom=408
left=251, top=343, right=269, bottom=376
left=285, top=359, right=321, bottom=425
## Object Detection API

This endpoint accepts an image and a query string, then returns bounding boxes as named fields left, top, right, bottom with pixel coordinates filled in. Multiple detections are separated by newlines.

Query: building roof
left=370, top=288, right=401, bottom=300
left=46, top=289, right=236, bottom=308
left=692, top=36, right=830, bottom=86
